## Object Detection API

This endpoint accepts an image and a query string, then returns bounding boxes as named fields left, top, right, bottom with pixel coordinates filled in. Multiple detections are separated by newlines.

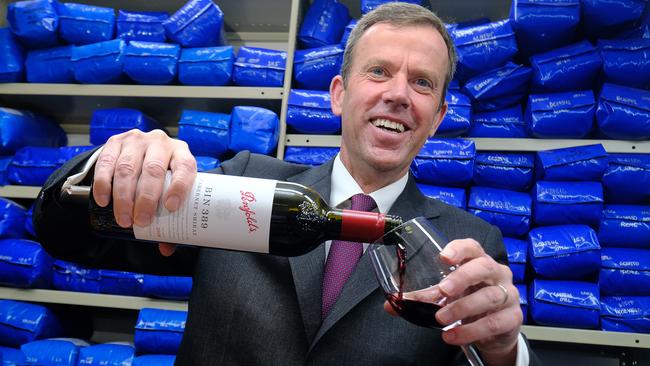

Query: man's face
left=331, top=23, right=449, bottom=180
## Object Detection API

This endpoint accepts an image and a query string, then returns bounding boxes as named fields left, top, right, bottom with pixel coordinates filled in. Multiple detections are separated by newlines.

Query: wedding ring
left=497, top=284, right=509, bottom=306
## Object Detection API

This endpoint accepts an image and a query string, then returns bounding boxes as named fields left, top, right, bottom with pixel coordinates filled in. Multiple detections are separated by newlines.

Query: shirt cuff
left=515, top=333, right=530, bottom=366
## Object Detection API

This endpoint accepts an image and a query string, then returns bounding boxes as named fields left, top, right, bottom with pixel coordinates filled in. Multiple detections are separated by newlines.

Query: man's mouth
left=371, top=118, right=407, bottom=133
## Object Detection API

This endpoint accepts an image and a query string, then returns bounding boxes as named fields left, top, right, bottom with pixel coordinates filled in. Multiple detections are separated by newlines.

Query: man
left=35, top=3, right=539, bottom=365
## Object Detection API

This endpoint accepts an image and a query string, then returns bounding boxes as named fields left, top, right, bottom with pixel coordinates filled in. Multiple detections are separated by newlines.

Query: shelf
left=0, top=185, right=40, bottom=199
left=521, top=325, right=650, bottom=349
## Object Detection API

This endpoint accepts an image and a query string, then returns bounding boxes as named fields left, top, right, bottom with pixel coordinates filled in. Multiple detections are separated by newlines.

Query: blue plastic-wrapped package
left=0, top=346, right=26, bottom=365
left=528, top=225, right=601, bottom=279
left=58, top=2, right=115, bottom=45
left=509, top=0, right=581, bottom=58
left=0, top=28, right=24, bottom=82
left=473, top=152, right=534, bottom=192
left=469, top=105, right=527, bottom=138
left=436, top=90, right=471, bottom=137
left=596, top=83, right=650, bottom=140
left=229, top=106, right=279, bottom=155
left=178, top=46, right=233, bottom=86
left=25, top=203, right=35, bottom=237
left=22, top=338, right=88, bottom=366
left=530, top=41, right=602, bottom=93
left=90, top=108, right=162, bottom=146
left=516, top=283, right=528, bottom=324
left=233, top=47, right=286, bottom=87
left=468, top=186, right=531, bottom=238
left=0, top=197, right=27, bottom=238
left=0, top=300, right=63, bottom=347
left=293, top=44, right=344, bottom=90
left=286, top=89, right=341, bottom=134
left=340, top=19, right=357, bottom=46
left=417, top=183, right=467, bottom=210
left=0, top=156, right=11, bottom=186
left=72, top=39, right=126, bottom=84
left=177, top=110, right=229, bottom=158
left=361, top=0, right=424, bottom=14
left=599, top=38, right=650, bottom=89
left=77, top=343, right=135, bottom=366
left=283, top=147, right=340, bottom=166
left=123, top=41, right=180, bottom=85
left=598, top=205, right=650, bottom=248
left=162, top=0, right=226, bottom=47
left=117, top=10, right=168, bottom=43
left=602, top=154, right=650, bottom=204
left=52, top=260, right=100, bottom=293
left=451, top=19, right=518, bottom=81
left=133, top=355, right=176, bottom=366
left=7, top=0, right=59, bottom=49
left=504, top=237, right=527, bottom=283
left=535, top=144, right=608, bottom=181
left=0, top=108, right=67, bottom=154
left=143, top=275, right=192, bottom=300
left=533, top=181, right=604, bottom=227
left=524, top=90, right=595, bottom=138
left=462, top=62, right=532, bottom=112
left=298, top=0, right=350, bottom=48
left=57, top=145, right=95, bottom=167
left=0, top=239, right=52, bottom=288
left=99, top=269, right=145, bottom=296
left=601, top=296, right=650, bottom=333
left=8, top=146, right=60, bottom=186
left=25, top=45, right=74, bottom=83
left=195, top=156, right=221, bottom=171
left=410, top=138, right=475, bottom=187
left=581, top=0, right=647, bottom=38
left=134, top=308, right=186, bottom=355
left=528, top=279, right=600, bottom=329
left=600, top=247, right=650, bottom=295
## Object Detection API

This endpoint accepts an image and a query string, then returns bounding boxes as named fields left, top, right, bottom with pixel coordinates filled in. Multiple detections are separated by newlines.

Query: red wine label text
left=239, top=190, right=259, bottom=233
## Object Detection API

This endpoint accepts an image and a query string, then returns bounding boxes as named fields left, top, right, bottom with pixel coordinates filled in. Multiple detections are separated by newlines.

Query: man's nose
left=382, top=74, right=410, bottom=109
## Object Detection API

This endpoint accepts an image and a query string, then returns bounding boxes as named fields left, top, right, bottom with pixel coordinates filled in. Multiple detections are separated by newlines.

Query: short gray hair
left=341, top=2, right=457, bottom=104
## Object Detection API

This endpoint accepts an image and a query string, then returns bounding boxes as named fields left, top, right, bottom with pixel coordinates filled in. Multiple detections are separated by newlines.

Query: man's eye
left=415, top=79, right=432, bottom=88
left=370, top=67, right=384, bottom=76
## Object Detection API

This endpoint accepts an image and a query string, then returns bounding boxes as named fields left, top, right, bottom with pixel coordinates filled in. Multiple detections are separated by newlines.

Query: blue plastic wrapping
left=21, top=338, right=88, bottom=366
left=473, top=152, right=534, bottom=192
left=0, top=300, right=63, bottom=347
left=72, top=39, right=126, bottom=84
left=293, top=44, right=344, bottom=90
left=77, top=343, right=135, bottom=366
left=468, top=186, right=531, bottom=237
left=57, top=145, right=95, bottom=166
left=361, top=0, right=424, bottom=14
left=451, top=19, right=518, bottom=81
left=0, top=156, right=11, bottom=186
left=195, top=156, right=221, bottom=171
left=177, top=110, right=229, bottom=158
left=162, top=0, right=226, bottom=47
left=410, top=138, right=476, bottom=187
left=533, top=181, right=604, bottom=227
left=581, top=0, right=647, bottom=38
left=58, top=2, right=115, bottom=45
left=298, top=0, right=350, bottom=48
left=229, top=106, right=279, bottom=155
left=504, top=237, right=527, bottom=283
left=0, top=346, right=26, bottom=365
left=25, top=45, right=74, bottom=83
left=7, top=0, right=59, bottom=49
left=143, top=275, right=192, bottom=300
left=600, top=247, right=650, bottom=295
left=117, top=10, right=168, bottom=43
left=178, top=46, right=233, bottom=86
left=133, top=355, right=176, bottom=366
left=436, top=90, right=471, bottom=137
left=469, top=105, right=528, bottom=138
left=417, top=183, right=467, bottom=210
left=601, top=296, right=650, bottom=333
left=286, top=89, right=341, bottom=134
left=528, top=225, right=601, bottom=279
left=25, top=203, right=35, bottom=237
left=233, top=47, right=287, bottom=87
left=90, top=108, right=161, bottom=146
left=528, top=279, right=600, bottom=329
left=535, top=144, right=608, bottom=181
left=516, top=283, right=528, bottom=324
left=283, top=146, right=339, bottom=166
left=0, top=197, right=27, bottom=238
left=602, top=154, right=650, bottom=204
left=134, top=308, right=186, bottom=355
left=99, top=269, right=145, bottom=296
left=340, top=19, right=357, bottom=46
left=599, top=38, right=650, bottom=89
left=52, top=260, right=100, bottom=293
left=8, top=146, right=61, bottom=186
left=123, top=41, right=180, bottom=85
left=525, top=90, right=596, bottom=138
left=0, top=28, right=24, bottom=82
left=598, top=205, right=650, bottom=248
left=0, top=238, right=52, bottom=288
left=596, top=83, right=650, bottom=140
left=0, top=108, right=67, bottom=154
left=509, top=0, right=581, bottom=58
left=462, top=62, right=532, bottom=112
left=530, top=41, right=602, bottom=93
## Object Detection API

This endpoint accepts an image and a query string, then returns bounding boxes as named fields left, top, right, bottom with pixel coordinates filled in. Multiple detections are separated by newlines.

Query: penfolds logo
left=239, top=190, right=259, bottom=233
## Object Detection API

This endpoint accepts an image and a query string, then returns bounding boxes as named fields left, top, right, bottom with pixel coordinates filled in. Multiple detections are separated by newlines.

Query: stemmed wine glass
left=370, top=216, right=484, bottom=366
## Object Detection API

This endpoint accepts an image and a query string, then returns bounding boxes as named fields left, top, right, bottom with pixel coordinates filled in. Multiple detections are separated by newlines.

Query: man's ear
left=330, top=75, right=345, bottom=116
left=429, top=101, right=448, bottom=137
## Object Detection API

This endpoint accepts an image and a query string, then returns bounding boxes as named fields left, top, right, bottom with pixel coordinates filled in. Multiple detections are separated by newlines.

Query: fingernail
left=443, top=328, right=456, bottom=342
left=166, top=195, right=180, bottom=211
left=441, top=247, right=456, bottom=260
left=439, top=278, right=455, bottom=294
left=436, top=307, right=451, bottom=324
left=135, top=213, right=151, bottom=226
left=95, top=194, right=110, bottom=207
left=118, top=214, right=132, bottom=228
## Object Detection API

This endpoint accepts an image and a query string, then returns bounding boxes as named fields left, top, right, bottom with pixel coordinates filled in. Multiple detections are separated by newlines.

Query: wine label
left=133, top=172, right=277, bottom=253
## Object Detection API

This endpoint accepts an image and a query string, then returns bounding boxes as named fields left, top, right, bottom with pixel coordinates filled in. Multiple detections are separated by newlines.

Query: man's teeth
left=371, top=119, right=406, bottom=133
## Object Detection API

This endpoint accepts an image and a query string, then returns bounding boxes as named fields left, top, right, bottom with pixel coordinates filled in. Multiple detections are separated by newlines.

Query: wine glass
left=370, top=216, right=484, bottom=366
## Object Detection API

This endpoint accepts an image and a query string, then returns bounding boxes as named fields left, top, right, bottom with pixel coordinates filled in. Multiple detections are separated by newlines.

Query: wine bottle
left=62, top=172, right=402, bottom=256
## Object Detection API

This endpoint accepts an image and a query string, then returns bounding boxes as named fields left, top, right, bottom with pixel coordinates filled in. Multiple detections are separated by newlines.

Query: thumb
left=158, top=243, right=177, bottom=257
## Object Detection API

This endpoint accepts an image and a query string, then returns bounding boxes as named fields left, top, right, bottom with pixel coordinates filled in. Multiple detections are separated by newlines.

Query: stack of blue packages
left=417, top=183, right=467, bottom=210
left=134, top=308, right=186, bottom=355
left=229, top=106, right=279, bottom=155
left=0, top=108, right=67, bottom=154
left=528, top=279, right=600, bottom=329
left=462, top=62, right=532, bottom=112
left=293, top=44, right=344, bottom=90
left=58, top=2, right=115, bottom=45
left=598, top=38, right=650, bottom=89
left=504, top=237, right=527, bottom=284
left=410, top=138, right=476, bottom=187
left=24, top=203, right=36, bottom=237
left=286, top=89, right=341, bottom=134
left=535, top=144, right=608, bottom=181
left=178, top=46, right=234, bottom=86
left=21, top=338, right=89, bottom=365
left=581, top=0, right=648, bottom=39
left=0, top=239, right=53, bottom=288
left=57, top=145, right=95, bottom=168
left=283, top=147, right=339, bottom=166
left=298, top=0, right=350, bottom=48
left=71, top=39, right=126, bottom=84
left=0, top=28, right=24, bottom=82
left=133, top=355, right=176, bottom=366
left=524, top=90, right=596, bottom=139
left=533, top=181, right=604, bottom=227
left=529, top=41, right=602, bottom=93
left=162, top=0, right=227, bottom=47
left=600, top=248, right=650, bottom=296
left=516, top=283, right=528, bottom=324
left=143, top=275, right=192, bottom=300
left=468, top=186, right=532, bottom=238
left=52, top=260, right=101, bottom=293
left=0, top=300, right=63, bottom=346
left=340, top=19, right=357, bottom=46
left=601, top=296, right=650, bottom=333
left=25, top=45, right=75, bottom=83
left=602, top=154, right=650, bottom=203
left=469, top=105, right=528, bottom=138
left=0, top=197, right=27, bottom=239
left=7, top=146, right=61, bottom=186
left=7, top=0, right=60, bottom=49
left=233, top=47, right=287, bottom=87
left=596, top=83, right=650, bottom=140
left=123, top=41, right=180, bottom=85
left=473, top=152, right=535, bottom=192
left=98, top=269, right=145, bottom=297
left=0, top=345, right=26, bottom=364
left=598, top=205, right=650, bottom=249
left=116, top=10, right=168, bottom=43
left=89, top=108, right=162, bottom=146
left=436, top=90, right=471, bottom=137
left=177, top=110, right=230, bottom=158
left=195, top=156, right=221, bottom=171
left=77, top=343, right=135, bottom=366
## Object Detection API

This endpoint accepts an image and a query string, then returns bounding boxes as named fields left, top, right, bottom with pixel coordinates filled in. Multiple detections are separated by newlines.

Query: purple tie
left=321, top=193, right=377, bottom=319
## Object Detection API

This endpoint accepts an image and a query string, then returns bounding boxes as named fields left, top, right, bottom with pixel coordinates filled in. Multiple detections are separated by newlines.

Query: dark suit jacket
left=34, top=150, right=541, bottom=365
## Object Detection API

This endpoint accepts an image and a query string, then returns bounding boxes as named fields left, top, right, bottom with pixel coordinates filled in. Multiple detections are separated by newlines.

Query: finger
left=111, top=132, right=147, bottom=228
left=440, top=238, right=486, bottom=265
left=164, top=140, right=197, bottom=212
left=436, top=284, right=519, bottom=328
left=383, top=301, right=398, bottom=316
left=158, top=243, right=177, bottom=257
left=93, top=138, right=122, bottom=207
left=440, top=306, right=522, bottom=348
left=438, top=256, right=512, bottom=299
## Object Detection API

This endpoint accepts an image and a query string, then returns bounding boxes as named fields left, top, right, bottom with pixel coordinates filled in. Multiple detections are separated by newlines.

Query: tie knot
left=350, top=193, right=376, bottom=212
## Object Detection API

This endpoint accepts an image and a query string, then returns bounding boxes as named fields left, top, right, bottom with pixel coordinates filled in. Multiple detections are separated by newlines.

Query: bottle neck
left=326, top=208, right=402, bottom=244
